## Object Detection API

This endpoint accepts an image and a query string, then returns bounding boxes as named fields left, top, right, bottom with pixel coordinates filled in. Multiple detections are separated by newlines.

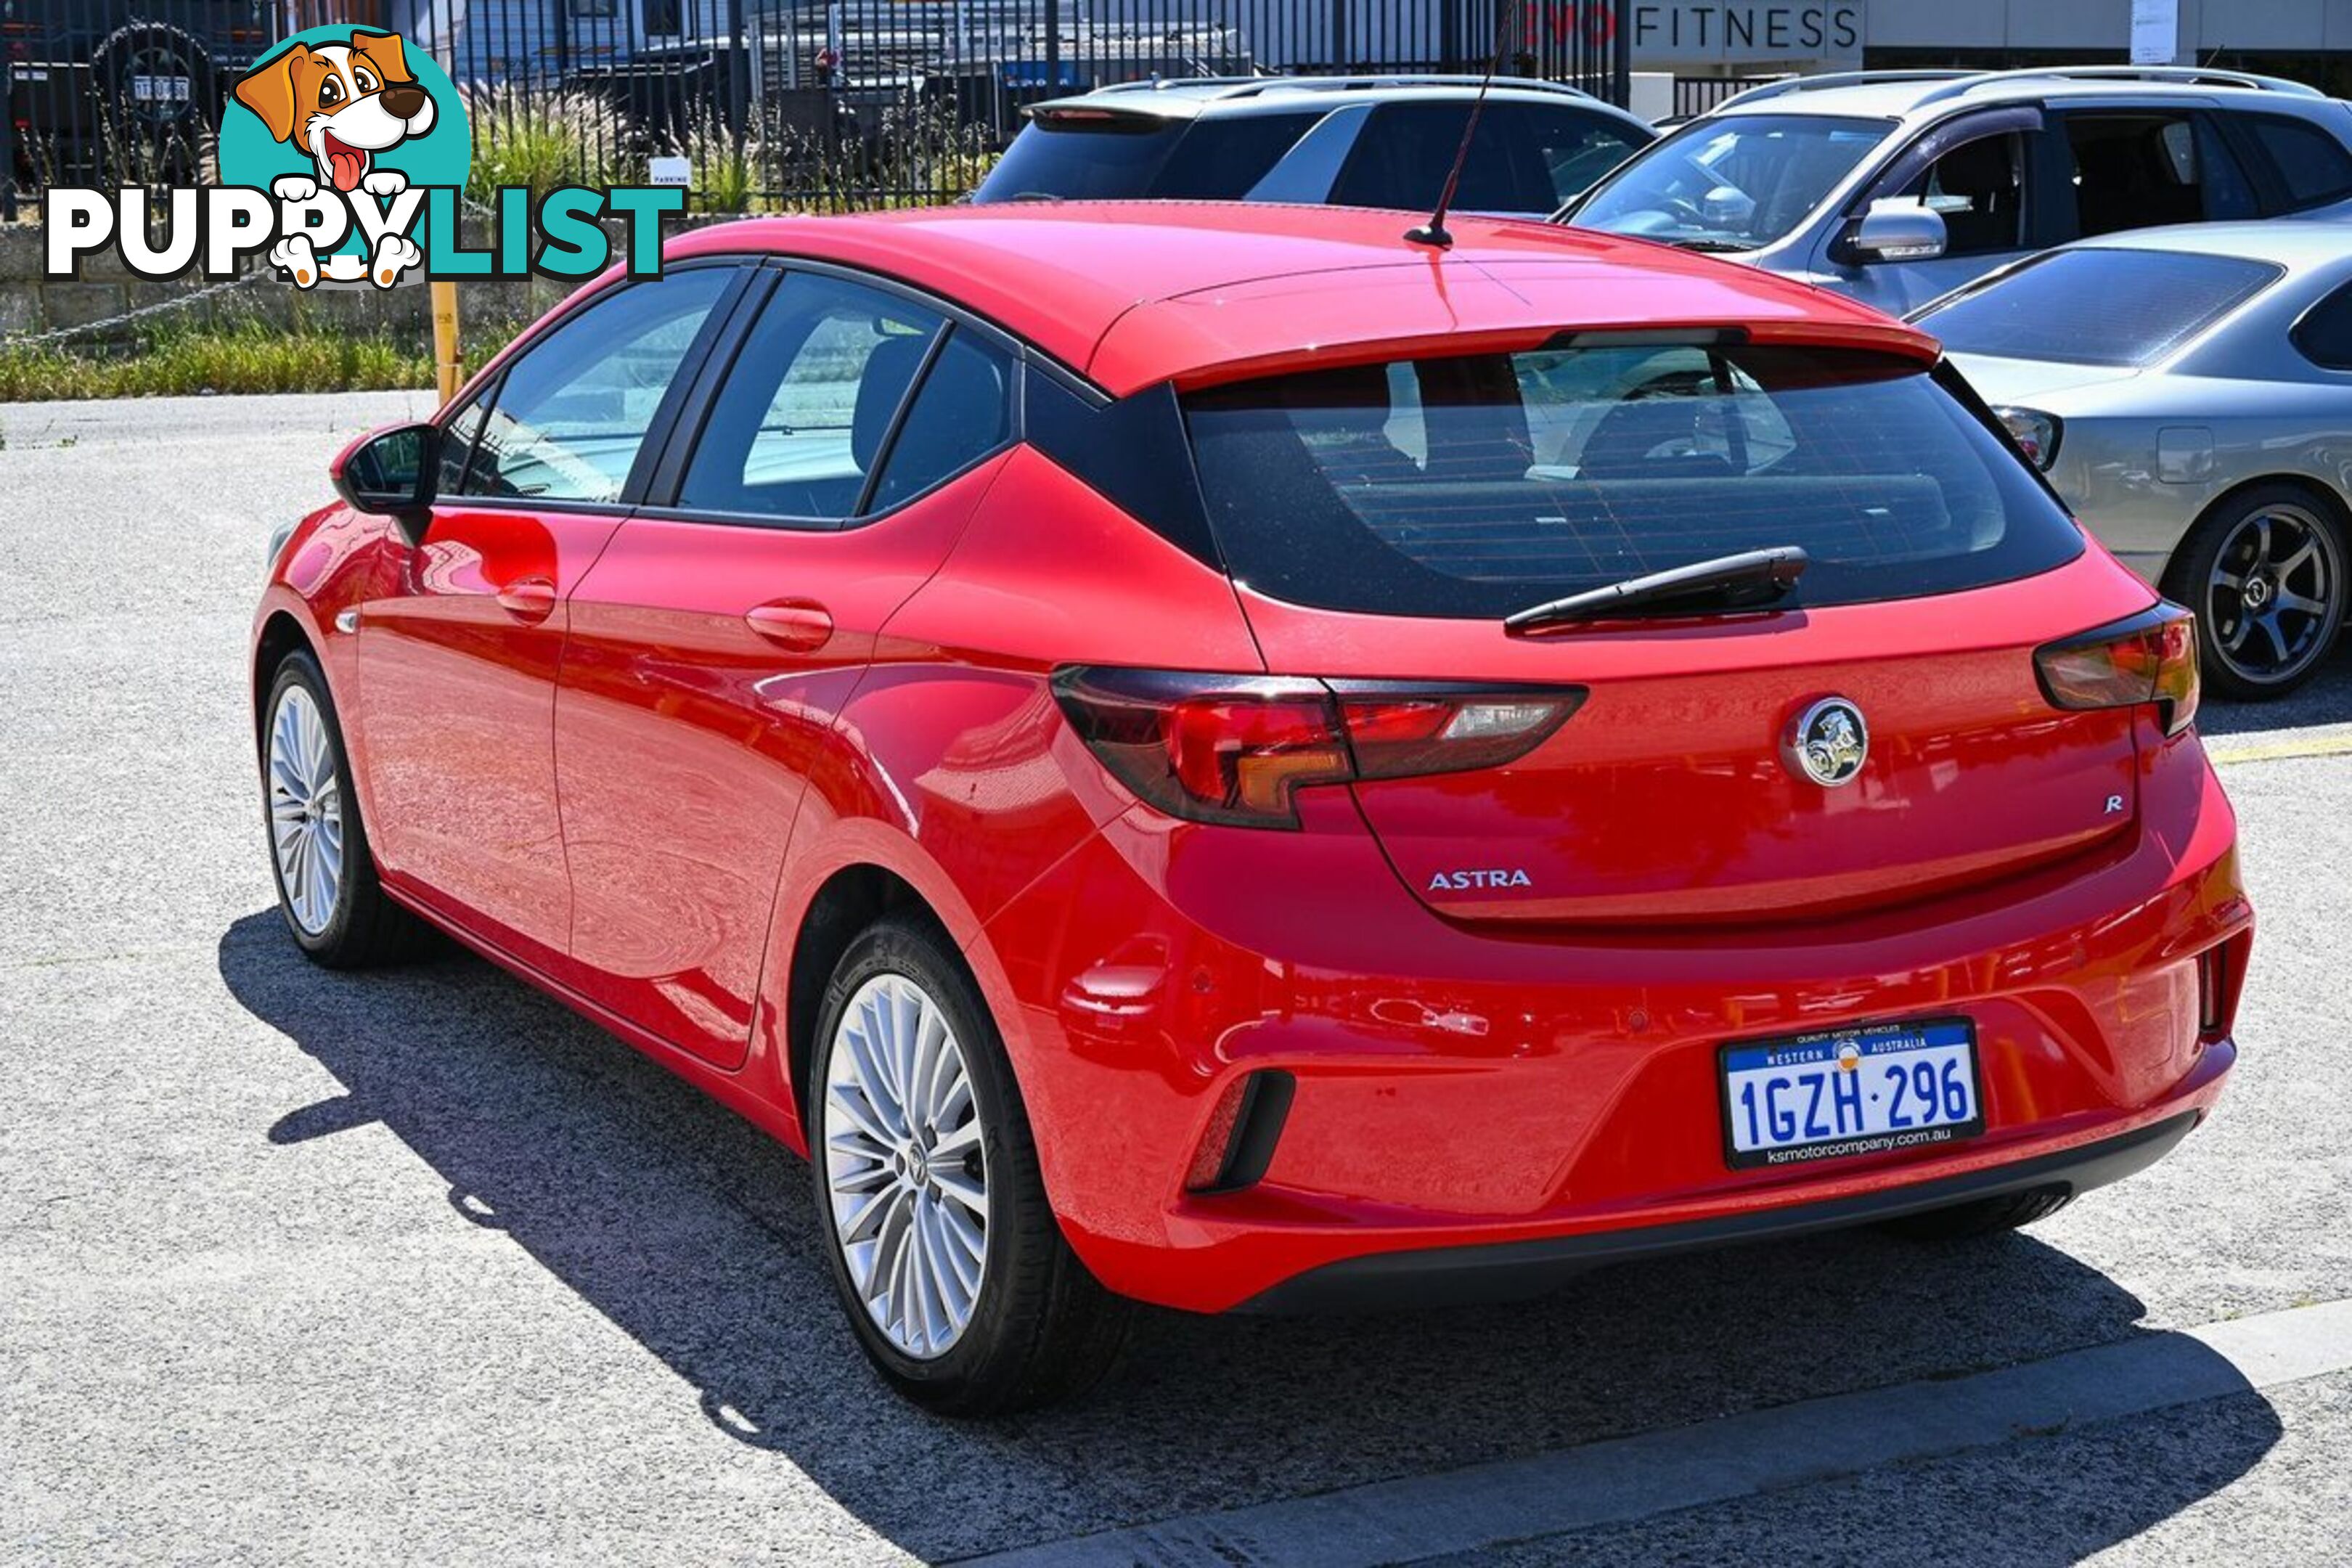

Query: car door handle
left=745, top=600, right=833, bottom=653
left=494, top=576, right=558, bottom=623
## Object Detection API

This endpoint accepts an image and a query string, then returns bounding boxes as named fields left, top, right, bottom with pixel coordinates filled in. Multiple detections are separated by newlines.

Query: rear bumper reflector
left=1188, top=1069, right=1297, bottom=1194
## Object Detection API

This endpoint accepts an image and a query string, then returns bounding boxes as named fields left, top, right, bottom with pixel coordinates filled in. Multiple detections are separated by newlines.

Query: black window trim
left=630, top=254, right=1044, bottom=534
left=421, top=254, right=764, bottom=518
left=2288, top=276, right=2352, bottom=375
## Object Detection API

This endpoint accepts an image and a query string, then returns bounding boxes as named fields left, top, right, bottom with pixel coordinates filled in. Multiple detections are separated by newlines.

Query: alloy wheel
left=2205, top=502, right=2343, bottom=687
left=821, top=973, right=990, bottom=1360
left=267, top=684, right=345, bottom=936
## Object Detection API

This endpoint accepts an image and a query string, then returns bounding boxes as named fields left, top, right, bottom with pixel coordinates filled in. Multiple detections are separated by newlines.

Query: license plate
left=133, top=75, right=192, bottom=103
left=1720, top=1018, right=1985, bottom=1169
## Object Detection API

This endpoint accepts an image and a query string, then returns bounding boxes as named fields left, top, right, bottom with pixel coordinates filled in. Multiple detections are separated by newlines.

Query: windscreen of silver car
left=1918, top=249, right=2284, bottom=368
left=1181, top=343, right=2086, bottom=621
left=1566, top=114, right=1883, bottom=250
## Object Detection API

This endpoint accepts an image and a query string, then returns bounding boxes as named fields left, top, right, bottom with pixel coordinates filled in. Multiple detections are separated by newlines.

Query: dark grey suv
left=971, top=75, right=1655, bottom=216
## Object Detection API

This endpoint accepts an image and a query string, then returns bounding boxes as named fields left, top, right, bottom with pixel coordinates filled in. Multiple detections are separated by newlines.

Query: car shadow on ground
left=217, top=912, right=2281, bottom=1562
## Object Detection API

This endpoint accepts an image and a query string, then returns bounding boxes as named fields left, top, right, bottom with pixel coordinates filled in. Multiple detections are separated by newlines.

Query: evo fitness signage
left=42, top=25, right=683, bottom=289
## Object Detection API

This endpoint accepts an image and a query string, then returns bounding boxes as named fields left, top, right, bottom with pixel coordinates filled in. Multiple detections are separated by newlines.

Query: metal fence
left=1671, top=72, right=1778, bottom=121
left=5, top=1, right=1636, bottom=216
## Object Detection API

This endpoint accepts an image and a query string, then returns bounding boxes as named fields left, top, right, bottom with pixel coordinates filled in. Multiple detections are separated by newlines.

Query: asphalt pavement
left=2, top=393, right=2348, bottom=1567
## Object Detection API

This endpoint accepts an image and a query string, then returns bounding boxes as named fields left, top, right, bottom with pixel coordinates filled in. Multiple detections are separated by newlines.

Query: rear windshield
left=974, top=110, right=1318, bottom=203
left=1183, top=343, right=2085, bottom=620
left=1918, top=248, right=2283, bottom=367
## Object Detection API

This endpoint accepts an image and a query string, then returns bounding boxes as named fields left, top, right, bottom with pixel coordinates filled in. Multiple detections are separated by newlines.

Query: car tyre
left=2163, top=483, right=2348, bottom=701
left=811, top=913, right=1131, bottom=1416
left=259, top=651, right=430, bottom=968
left=1879, top=1187, right=2072, bottom=1241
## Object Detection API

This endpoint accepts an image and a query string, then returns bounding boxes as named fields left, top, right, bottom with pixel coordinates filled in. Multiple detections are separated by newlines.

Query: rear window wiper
left=1503, top=546, right=1809, bottom=634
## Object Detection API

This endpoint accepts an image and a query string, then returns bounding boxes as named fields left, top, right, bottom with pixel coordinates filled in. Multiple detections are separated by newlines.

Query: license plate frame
left=1718, top=1016, right=1987, bottom=1171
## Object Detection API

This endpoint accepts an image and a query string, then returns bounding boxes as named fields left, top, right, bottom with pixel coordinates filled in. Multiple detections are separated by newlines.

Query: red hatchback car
left=253, top=204, right=2251, bottom=1413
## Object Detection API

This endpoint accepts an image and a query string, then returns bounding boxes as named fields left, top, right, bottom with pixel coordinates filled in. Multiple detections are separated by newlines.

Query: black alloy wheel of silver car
left=2168, top=484, right=2350, bottom=701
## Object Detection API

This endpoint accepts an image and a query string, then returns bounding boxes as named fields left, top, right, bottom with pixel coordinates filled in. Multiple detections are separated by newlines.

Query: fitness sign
left=43, top=25, right=682, bottom=290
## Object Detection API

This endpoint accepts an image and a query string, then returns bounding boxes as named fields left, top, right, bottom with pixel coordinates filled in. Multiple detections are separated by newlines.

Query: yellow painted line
left=2205, top=733, right=2352, bottom=767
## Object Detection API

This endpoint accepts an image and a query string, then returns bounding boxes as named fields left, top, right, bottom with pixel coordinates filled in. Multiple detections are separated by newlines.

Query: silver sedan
left=1916, top=222, right=2352, bottom=698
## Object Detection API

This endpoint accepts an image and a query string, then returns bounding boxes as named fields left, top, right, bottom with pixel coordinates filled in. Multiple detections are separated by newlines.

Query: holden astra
left=253, top=204, right=2252, bottom=1414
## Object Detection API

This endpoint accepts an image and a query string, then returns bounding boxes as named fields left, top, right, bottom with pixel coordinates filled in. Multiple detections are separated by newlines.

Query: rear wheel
left=260, top=652, right=428, bottom=968
left=811, top=914, right=1130, bottom=1415
left=2165, top=483, right=2348, bottom=700
left=1879, top=1188, right=2073, bottom=1241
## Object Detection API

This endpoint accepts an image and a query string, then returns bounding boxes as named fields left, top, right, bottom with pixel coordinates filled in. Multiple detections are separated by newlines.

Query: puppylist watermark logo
left=43, top=25, right=682, bottom=290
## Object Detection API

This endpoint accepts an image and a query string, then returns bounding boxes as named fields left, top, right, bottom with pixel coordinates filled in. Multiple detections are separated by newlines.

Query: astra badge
left=1784, top=698, right=1869, bottom=788
left=1429, top=869, right=1533, bottom=892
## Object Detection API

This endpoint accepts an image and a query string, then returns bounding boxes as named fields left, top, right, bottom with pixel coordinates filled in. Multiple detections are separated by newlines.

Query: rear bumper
left=969, top=727, right=2248, bottom=1315
left=1240, top=1104, right=2203, bottom=1312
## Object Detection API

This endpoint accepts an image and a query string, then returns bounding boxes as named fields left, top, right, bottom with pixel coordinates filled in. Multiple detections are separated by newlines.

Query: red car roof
left=664, top=203, right=1940, bottom=396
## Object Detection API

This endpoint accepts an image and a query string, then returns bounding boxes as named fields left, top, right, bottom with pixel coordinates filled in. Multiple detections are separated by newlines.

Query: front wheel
left=2165, top=484, right=2348, bottom=700
left=259, top=652, right=428, bottom=968
left=810, top=915, right=1130, bottom=1415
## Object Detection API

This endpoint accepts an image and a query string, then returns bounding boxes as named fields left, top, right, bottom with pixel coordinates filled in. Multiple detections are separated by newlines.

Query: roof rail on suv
left=1710, top=70, right=1974, bottom=112
left=1711, top=63, right=2328, bottom=118
left=1086, top=73, right=1604, bottom=105
left=1908, top=64, right=2327, bottom=105
left=1086, top=76, right=1267, bottom=96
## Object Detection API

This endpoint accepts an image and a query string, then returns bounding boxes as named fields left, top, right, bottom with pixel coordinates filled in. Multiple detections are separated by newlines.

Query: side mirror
left=1844, top=198, right=1948, bottom=264
left=330, top=422, right=436, bottom=544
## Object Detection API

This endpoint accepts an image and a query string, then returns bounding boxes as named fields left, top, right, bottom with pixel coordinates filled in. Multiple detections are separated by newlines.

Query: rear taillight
left=2034, top=604, right=2200, bottom=737
left=1052, top=667, right=1585, bottom=828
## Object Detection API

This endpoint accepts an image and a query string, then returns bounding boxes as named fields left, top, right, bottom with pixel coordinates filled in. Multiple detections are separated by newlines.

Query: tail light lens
left=2034, top=604, right=2200, bottom=736
left=1993, top=406, right=2061, bottom=471
left=1052, top=667, right=1585, bottom=828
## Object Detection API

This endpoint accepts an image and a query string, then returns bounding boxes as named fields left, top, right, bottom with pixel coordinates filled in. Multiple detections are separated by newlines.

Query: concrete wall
left=1861, top=0, right=2352, bottom=54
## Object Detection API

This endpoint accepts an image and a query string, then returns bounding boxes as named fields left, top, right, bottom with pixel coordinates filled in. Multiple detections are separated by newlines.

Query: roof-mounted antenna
left=1407, top=0, right=1520, bottom=250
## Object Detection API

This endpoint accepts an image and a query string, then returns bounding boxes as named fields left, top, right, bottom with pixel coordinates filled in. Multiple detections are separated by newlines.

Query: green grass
left=0, top=322, right=433, bottom=401
left=0, top=318, right=536, bottom=402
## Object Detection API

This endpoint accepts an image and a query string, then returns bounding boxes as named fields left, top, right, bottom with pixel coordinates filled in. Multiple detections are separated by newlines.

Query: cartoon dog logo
left=232, top=31, right=435, bottom=288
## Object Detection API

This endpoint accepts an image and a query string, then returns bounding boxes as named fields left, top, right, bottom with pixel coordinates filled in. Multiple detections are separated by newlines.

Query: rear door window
left=675, top=272, right=947, bottom=522
left=2057, top=111, right=2257, bottom=237
left=865, top=329, right=1018, bottom=511
left=2242, top=113, right=2352, bottom=211
left=1183, top=343, right=2084, bottom=619
left=1920, top=248, right=2282, bottom=367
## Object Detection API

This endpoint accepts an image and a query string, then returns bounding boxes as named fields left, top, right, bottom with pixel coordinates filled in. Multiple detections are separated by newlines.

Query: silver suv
left=1561, top=67, right=2352, bottom=317
left=971, top=75, right=1655, bottom=217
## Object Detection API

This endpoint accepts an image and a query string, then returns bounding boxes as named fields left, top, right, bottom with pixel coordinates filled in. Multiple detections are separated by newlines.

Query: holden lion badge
left=1784, top=698, right=1869, bottom=788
